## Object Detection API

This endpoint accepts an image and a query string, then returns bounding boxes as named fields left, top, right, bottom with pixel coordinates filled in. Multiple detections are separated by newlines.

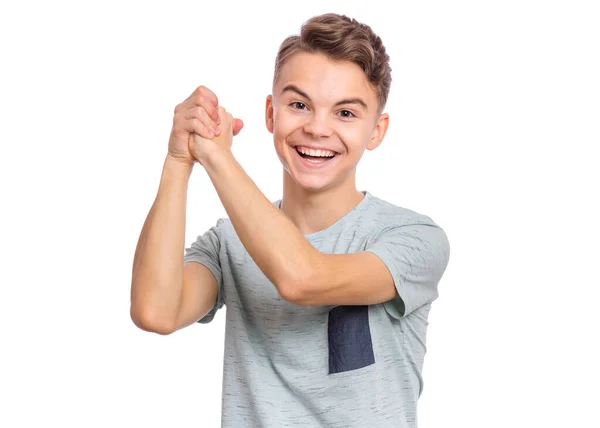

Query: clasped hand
left=167, top=86, right=244, bottom=166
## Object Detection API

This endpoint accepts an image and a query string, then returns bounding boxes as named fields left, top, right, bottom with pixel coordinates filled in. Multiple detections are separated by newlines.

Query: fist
left=167, top=86, right=244, bottom=166
left=190, top=106, right=237, bottom=165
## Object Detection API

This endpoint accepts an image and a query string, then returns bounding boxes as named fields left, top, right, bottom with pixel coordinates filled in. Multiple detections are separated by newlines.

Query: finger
left=217, top=105, right=227, bottom=119
left=184, top=117, right=214, bottom=139
left=184, top=106, right=219, bottom=135
left=233, top=118, right=244, bottom=136
left=203, top=101, right=220, bottom=124
left=187, top=87, right=220, bottom=123
left=196, top=85, right=219, bottom=108
left=216, top=106, right=231, bottom=129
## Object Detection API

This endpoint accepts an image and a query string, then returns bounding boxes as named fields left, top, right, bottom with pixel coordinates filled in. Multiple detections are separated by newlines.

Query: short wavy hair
left=273, top=13, right=392, bottom=112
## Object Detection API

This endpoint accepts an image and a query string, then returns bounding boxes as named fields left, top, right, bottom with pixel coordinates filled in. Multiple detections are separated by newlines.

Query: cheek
left=337, top=125, right=370, bottom=152
left=273, top=111, right=301, bottom=139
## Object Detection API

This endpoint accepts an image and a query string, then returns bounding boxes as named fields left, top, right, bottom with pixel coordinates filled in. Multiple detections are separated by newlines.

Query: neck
left=280, top=170, right=365, bottom=235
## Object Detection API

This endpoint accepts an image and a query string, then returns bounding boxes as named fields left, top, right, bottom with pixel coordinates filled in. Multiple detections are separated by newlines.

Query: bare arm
left=130, top=86, right=238, bottom=334
left=130, top=156, right=216, bottom=334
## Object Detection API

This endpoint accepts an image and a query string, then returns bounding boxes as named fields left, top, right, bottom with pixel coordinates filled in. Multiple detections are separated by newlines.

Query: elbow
left=130, top=304, right=176, bottom=335
left=278, top=251, right=324, bottom=306
left=278, top=274, right=314, bottom=306
left=279, top=281, right=305, bottom=305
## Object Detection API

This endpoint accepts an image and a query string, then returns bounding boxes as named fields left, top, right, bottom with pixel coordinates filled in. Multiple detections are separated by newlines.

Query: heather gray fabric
left=184, top=190, right=450, bottom=427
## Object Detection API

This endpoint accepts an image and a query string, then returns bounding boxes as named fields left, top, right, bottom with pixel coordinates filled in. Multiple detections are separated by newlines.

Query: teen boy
left=131, top=13, right=450, bottom=427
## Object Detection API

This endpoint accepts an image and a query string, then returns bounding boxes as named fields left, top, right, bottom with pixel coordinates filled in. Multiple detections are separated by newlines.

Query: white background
left=1, top=0, right=599, bottom=426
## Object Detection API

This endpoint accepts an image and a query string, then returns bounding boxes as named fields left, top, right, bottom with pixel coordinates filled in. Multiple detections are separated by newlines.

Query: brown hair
left=273, top=13, right=392, bottom=112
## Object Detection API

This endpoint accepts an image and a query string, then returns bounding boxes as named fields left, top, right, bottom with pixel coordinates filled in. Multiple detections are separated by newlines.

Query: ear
left=366, top=113, right=389, bottom=151
left=265, top=95, right=274, bottom=134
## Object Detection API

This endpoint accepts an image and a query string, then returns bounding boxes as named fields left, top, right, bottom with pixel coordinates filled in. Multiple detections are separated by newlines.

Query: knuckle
left=172, top=114, right=183, bottom=126
left=198, top=108, right=210, bottom=123
left=172, top=123, right=184, bottom=135
left=188, top=117, right=200, bottom=130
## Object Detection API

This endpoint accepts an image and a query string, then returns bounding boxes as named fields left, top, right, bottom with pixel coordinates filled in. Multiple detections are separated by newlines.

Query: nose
left=302, top=111, right=333, bottom=138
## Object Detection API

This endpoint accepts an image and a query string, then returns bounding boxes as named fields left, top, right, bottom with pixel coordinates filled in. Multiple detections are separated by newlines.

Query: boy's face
left=266, top=52, right=389, bottom=192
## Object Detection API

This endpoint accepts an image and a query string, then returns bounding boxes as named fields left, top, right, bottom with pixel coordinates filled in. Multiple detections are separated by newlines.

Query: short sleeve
left=365, top=221, right=450, bottom=319
left=184, top=218, right=225, bottom=324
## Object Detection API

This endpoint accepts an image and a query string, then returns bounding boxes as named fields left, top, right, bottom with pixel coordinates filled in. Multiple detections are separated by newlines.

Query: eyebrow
left=281, top=84, right=368, bottom=111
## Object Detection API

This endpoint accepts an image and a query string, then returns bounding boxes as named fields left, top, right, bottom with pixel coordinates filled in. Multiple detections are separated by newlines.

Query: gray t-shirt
left=184, top=191, right=450, bottom=427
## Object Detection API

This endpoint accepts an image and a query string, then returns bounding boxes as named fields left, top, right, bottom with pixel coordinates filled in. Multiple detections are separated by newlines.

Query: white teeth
left=296, top=146, right=336, bottom=157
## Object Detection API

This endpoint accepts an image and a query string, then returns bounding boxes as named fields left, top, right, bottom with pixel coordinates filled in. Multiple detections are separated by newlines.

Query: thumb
left=232, top=118, right=244, bottom=136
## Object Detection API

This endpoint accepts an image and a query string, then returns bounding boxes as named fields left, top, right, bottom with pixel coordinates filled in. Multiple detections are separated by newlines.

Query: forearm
left=130, top=155, right=193, bottom=331
left=203, top=149, right=317, bottom=301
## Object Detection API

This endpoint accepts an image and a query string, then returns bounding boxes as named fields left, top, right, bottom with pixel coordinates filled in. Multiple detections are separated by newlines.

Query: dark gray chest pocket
left=328, top=305, right=375, bottom=374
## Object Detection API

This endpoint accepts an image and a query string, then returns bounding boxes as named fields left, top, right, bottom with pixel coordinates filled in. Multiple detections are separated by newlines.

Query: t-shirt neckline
left=275, top=190, right=372, bottom=240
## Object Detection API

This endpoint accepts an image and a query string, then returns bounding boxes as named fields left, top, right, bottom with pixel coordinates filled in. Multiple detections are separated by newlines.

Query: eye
left=338, top=109, right=355, bottom=118
left=291, top=101, right=307, bottom=110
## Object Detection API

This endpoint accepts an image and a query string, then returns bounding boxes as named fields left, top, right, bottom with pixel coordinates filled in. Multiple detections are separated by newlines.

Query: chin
left=294, top=176, right=334, bottom=193
left=286, top=164, right=351, bottom=194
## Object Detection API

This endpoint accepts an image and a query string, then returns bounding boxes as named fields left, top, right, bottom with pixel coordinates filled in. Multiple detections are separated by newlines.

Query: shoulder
left=213, top=217, right=234, bottom=239
left=364, top=193, right=449, bottom=252
left=365, top=194, right=451, bottom=267
left=364, top=192, right=442, bottom=230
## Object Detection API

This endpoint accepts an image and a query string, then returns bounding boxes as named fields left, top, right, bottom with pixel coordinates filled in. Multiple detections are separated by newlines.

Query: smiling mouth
left=291, top=145, right=340, bottom=166
left=296, top=150, right=336, bottom=161
left=293, top=145, right=339, bottom=159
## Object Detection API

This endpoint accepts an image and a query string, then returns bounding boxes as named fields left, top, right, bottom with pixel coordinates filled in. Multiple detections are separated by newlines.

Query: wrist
left=201, top=146, right=236, bottom=174
left=163, top=154, right=194, bottom=179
